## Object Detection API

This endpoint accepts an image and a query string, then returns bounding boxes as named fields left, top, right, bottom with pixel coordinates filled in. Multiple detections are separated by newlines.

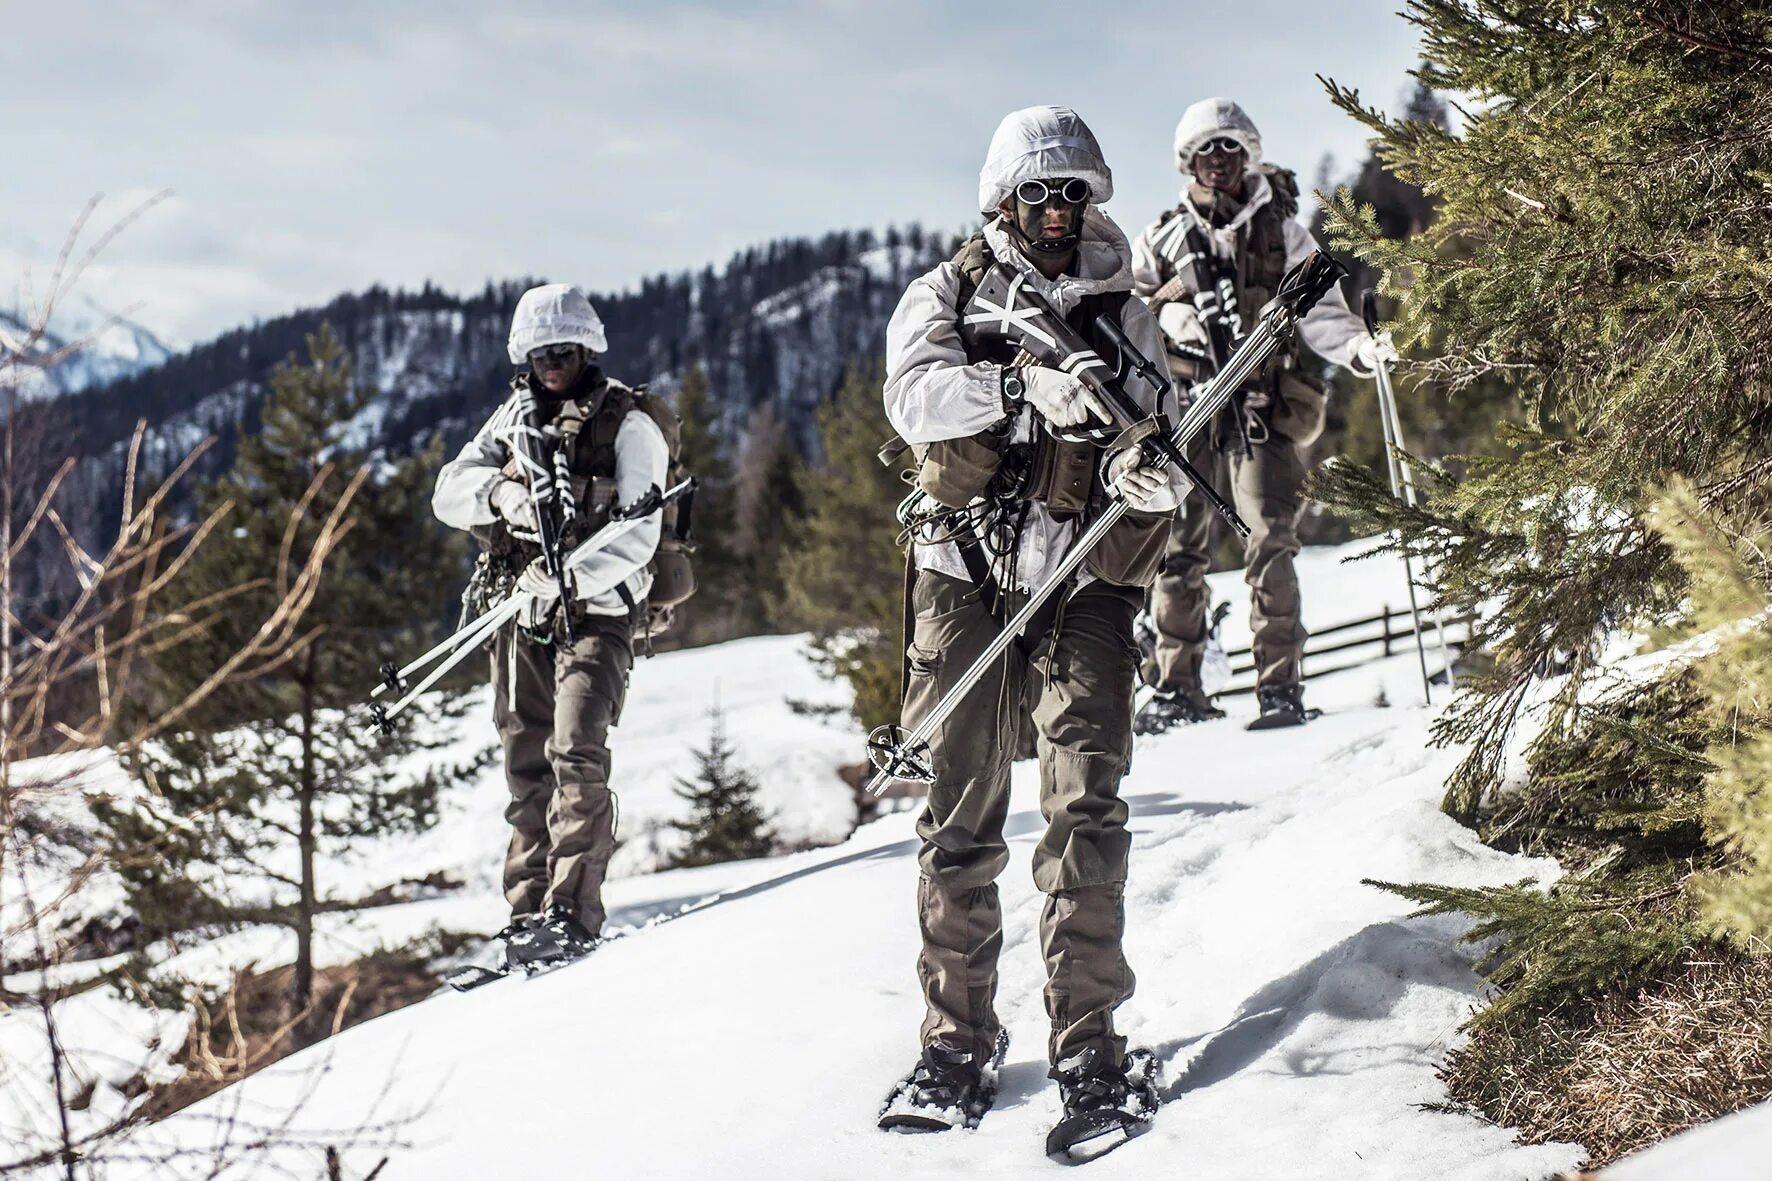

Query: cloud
left=2, top=1, right=1427, bottom=345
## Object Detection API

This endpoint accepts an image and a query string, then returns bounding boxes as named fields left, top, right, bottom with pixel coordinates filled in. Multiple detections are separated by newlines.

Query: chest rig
left=934, top=234, right=1136, bottom=519
left=469, top=374, right=696, bottom=641
left=1152, top=164, right=1300, bottom=391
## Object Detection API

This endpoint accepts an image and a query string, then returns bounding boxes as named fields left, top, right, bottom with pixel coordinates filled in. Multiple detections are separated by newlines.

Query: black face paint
left=1009, top=176, right=1087, bottom=255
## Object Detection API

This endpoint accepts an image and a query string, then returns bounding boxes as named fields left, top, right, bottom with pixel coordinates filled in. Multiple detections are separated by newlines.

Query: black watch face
left=1005, top=373, right=1025, bottom=397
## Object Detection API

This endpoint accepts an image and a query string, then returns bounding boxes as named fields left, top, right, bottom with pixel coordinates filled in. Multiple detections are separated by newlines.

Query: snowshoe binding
left=1134, top=687, right=1225, bottom=736
left=878, top=1031, right=1010, bottom=1133
left=445, top=906, right=599, bottom=991
left=1044, top=1046, right=1160, bottom=1165
left=505, top=903, right=600, bottom=972
left=1245, top=684, right=1322, bottom=731
left=444, top=914, right=541, bottom=991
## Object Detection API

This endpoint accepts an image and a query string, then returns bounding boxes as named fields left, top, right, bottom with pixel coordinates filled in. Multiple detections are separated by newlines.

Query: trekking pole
left=1361, top=292, right=1434, bottom=705
left=368, top=478, right=696, bottom=735
left=866, top=253, right=1346, bottom=794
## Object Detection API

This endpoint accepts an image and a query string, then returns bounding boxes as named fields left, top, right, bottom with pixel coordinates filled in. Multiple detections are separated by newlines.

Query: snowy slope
left=111, top=546, right=1588, bottom=1181
left=0, top=634, right=858, bottom=1156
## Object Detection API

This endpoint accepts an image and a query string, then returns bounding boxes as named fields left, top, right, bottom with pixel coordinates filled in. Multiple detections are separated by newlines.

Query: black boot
left=878, top=1032, right=1009, bottom=1132
left=493, top=913, right=540, bottom=969
left=1134, top=686, right=1226, bottom=735
left=1046, top=1046, right=1160, bottom=1162
left=1246, top=683, right=1317, bottom=731
left=504, top=903, right=599, bottom=971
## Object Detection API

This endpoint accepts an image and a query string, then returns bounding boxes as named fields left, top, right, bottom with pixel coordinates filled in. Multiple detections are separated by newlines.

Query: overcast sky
left=3, top=1, right=1426, bottom=346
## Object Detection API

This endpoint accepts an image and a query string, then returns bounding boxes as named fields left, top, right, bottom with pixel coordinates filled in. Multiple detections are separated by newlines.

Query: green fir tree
left=780, top=360, right=911, bottom=729
left=1317, top=4, right=1772, bottom=821
left=668, top=705, right=776, bottom=868
left=1312, top=0, right=1772, bottom=1044
left=668, top=365, right=740, bottom=646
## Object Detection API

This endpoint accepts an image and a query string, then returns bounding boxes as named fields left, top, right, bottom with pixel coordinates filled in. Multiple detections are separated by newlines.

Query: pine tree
left=1317, top=5, right=1772, bottom=821
left=667, top=705, right=775, bottom=868
left=668, top=365, right=739, bottom=646
left=1313, top=4, right=1772, bottom=1033
left=1309, top=77, right=1523, bottom=502
left=732, top=402, right=802, bottom=634
left=98, top=324, right=483, bottom=1033
left=780, top=361, right=911, bottom=729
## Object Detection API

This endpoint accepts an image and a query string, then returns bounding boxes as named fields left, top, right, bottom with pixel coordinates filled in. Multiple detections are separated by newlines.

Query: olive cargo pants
left=903, top=570, right=1140, bottom=1067
left=491, top=613, right=633, bottom=932
left=1151, top=430, right=1308, bottom=693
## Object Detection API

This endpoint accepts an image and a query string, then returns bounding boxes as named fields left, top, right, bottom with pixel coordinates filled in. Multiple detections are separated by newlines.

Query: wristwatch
left=1000, top=365, right=1026, bottom=413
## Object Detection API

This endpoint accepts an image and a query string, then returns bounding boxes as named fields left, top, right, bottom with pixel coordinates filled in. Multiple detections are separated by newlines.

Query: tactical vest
left=909, top=234, right=1135, bottom=517
left=1153, top=164, right=1300, bottom=390
left=471, top=374, right=696, bottom=639
left=936, top=234, right=1169, bottom=588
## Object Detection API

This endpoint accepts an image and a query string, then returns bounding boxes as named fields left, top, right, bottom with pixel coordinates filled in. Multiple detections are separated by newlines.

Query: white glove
left=491, top=480, right=538, bottom=533
left=517, top=557, right=562, bottom=605
left=1350, top=330, right=1399, bottom=377
left=1020, top=366, right=1113, bottom=430
left=1107, top=445, right=1184, bottom=514
left=1156, top=302, right=1207, bottom=350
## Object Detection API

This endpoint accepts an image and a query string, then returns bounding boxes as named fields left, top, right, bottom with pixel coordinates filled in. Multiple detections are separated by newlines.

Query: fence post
left=1382, top=604, right=1392, bottom=657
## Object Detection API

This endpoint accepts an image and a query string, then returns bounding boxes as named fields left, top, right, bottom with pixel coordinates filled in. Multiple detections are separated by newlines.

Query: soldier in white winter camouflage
left=1131, top=98, right=1395, bottom=733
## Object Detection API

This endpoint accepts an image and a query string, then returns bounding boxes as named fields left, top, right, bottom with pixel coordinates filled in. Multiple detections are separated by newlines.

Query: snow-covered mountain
left=0, top=299, right=174, bottom=401
left=1, top=545, right=1596, bottom=1179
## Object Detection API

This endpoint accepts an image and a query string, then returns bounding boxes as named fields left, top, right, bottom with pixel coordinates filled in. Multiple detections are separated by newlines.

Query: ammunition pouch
left=911, top=424, right=1008, bottom=509
left=1021, top=425, right=1095, bottom=518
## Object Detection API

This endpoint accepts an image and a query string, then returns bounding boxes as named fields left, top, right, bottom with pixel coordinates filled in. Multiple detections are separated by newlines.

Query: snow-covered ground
left=0, top=633, right=858, bottom=1161
left=40, top=541, right=1596, bottom=1180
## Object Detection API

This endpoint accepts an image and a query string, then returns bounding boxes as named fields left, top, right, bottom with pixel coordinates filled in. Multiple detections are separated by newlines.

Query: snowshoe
left=444, top=913, right=546, bottom=991
left=878, top=1031, right=1009, bottom=1133
left=1044, top=1046, right=1160, bottom=1165
left=1245, top=684, right=1321, bottom=731
left=1133, top=687, right=1225, bottom=736
left=504, top=903, right=600, bottom=972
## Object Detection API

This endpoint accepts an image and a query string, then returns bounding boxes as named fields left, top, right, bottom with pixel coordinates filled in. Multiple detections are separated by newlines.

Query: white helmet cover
left=506, top=283, right=608, bottom=364
left=977, top=105, right=1114, bottom=212
left=1173, top=97, right=1264, bottom=176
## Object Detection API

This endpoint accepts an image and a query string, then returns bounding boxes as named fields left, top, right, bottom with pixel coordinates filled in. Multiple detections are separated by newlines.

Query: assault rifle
left=508, top=385, right=580, bottom=642
left=866, top=252, right=1347, bottom=793
left=961, top=265, right=1250, bottom=538
left=366, top=478, right=696, bottom=736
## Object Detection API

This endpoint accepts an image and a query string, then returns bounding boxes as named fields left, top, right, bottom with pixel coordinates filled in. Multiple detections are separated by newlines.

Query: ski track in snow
left=18, top=546, right=1596, bottom=1179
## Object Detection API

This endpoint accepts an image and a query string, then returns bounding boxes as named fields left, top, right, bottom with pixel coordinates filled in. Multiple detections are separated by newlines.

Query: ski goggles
left=528, top=343, right=580, bottom=367
left=1014, top=177, right=1091, bottom=208
left=1196, top=137, right=1246, bottom=157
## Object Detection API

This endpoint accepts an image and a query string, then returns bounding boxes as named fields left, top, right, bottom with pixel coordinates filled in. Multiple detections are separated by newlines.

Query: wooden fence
left=1217, top=605, right=1476, bottom=695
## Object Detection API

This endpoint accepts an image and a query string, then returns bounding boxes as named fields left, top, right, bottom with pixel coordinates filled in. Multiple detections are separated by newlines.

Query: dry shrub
left=1442, top=949, right=1772, bottom=1167
left=136, top=945, right=447, bottom=1121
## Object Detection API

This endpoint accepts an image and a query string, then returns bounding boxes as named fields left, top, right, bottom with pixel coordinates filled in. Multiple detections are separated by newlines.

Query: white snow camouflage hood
left=506, top=283, right=608, bottom=363
left=977, top=106, right=1114, bottom=212
left=1173, top=97, right=1264, bottom=176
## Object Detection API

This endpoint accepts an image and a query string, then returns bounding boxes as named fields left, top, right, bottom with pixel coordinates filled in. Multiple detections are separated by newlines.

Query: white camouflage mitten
left=491, top=479, right=538, bottom=535
left=1106, top=445, right=1186, bottom=513
left=1349, top=330, right=1399, bottom=377
left=1020, top=367, right=1114, bottom=430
